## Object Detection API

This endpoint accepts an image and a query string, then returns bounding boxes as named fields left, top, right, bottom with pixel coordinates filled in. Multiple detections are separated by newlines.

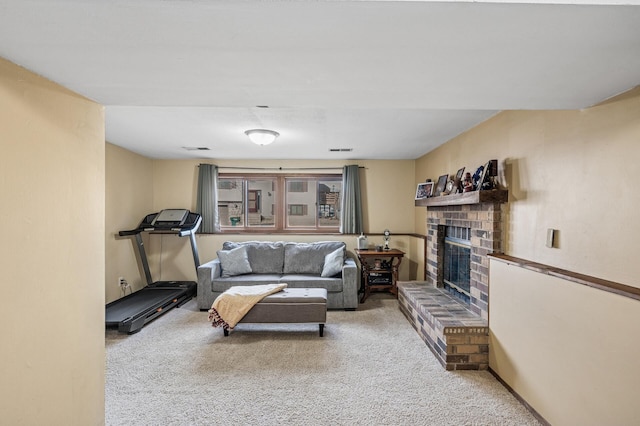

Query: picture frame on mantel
left=478, top=160, right=493, bottom=190
left=415, top=182, right=434, bottom=199
left=434, top=174, right=448, bottom=197
left=454, top=167, right=465, bottom=193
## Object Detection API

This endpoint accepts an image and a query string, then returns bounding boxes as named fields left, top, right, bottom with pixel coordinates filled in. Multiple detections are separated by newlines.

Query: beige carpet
left=105, top=293, right=540, bottom=426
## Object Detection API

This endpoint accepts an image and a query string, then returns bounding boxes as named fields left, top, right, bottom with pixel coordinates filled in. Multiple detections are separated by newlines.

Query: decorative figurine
left=383, top=229, right=391, bottom=250
left=462, top=172, right=474, bottom=192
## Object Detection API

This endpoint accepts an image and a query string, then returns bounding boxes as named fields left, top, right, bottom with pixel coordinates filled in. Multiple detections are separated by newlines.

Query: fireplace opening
left=443, top=226, right=471, bottom=305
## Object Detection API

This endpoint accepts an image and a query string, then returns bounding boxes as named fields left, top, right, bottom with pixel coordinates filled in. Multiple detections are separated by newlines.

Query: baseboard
left=488, top=367, right=550, bottom=426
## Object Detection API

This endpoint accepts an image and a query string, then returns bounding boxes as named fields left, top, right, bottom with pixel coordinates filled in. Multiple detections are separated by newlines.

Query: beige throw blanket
left=208, top=283, right=287, bottom=330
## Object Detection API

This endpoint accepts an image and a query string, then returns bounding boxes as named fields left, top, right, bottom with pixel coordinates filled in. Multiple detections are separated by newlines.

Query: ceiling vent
left=182, top=146, right=210, bottom=151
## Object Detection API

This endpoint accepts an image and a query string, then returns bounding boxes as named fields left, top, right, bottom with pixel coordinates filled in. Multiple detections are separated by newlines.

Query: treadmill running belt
left=106, top=288, right=187, bottom=333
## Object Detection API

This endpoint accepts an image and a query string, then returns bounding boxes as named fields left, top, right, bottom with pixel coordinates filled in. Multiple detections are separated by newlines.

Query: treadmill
left=106, top=209, right=202, bottom=334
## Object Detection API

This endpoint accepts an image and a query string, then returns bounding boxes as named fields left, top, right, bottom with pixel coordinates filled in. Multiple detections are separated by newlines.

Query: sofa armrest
left=197, top=258, right=222, bottom=310
left=341, top=257, right=359, bottom=309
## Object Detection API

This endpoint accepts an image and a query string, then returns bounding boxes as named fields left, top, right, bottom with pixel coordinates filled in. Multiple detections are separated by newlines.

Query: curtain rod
left=198, top=164, right=364, bottom=170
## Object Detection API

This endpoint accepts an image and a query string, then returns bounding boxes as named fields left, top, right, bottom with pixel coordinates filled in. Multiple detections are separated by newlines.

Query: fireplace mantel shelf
left=415, top=189, right=508, bottom=207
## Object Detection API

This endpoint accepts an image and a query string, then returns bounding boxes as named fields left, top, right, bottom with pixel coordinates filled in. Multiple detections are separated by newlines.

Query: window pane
left=286, top=178, right=316, bottom=228
left=288, top=204, right=308, bottom=216
left=318, top=179, right=341, bottom=228
left=288, top=181, right=308, bottom=192
left=247, top=179, right=276, bottom=227
left=218, top=178, right=244, bottom=227
left=217, top=174, right=342, bottom=232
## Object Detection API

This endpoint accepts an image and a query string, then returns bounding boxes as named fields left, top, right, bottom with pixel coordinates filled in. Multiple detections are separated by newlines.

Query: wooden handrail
left=489, top=253, right=640, bottom=302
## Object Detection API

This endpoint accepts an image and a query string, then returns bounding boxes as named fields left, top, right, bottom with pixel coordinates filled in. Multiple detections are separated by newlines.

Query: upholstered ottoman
left=224, top=288, right=327, bottom=336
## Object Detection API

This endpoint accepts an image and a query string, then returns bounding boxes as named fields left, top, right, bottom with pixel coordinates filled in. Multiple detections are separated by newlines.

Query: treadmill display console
left=151, top=209, right=189, bottom=228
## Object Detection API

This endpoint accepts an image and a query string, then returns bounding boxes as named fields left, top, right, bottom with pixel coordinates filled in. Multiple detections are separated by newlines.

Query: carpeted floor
left=105, top=293, right=540, bottom=426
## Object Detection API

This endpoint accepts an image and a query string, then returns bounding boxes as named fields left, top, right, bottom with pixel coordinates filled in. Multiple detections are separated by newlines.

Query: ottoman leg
left=319, top=324, right=324, bottom=337
left=223, top=329, right=229, bottom=337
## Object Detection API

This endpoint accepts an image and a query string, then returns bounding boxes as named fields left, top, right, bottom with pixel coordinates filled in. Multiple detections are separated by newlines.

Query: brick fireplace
left=426, top=202, right=503, bottom=320
left=399, top=190, right=507, bottom=370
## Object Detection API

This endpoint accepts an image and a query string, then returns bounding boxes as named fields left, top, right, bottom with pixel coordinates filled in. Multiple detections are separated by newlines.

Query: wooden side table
left=355, top=248, right=405, bottom=303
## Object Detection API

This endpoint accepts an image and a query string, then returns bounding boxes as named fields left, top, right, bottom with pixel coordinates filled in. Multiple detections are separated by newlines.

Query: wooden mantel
left=415, top=189, right=508, bottom=207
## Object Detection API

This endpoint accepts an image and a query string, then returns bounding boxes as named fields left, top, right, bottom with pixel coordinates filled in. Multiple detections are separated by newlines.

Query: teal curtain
left=340, top=164, right=363, bottom=234
left=196, top=164, right=220, bottom=233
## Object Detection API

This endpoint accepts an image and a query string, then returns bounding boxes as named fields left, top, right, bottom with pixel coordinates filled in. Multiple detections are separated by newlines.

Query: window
left=217, top=174, right=341, bottom=232
left=288, top=181, right=308, bottom=192
left=288, top=204, right=307, bottom=216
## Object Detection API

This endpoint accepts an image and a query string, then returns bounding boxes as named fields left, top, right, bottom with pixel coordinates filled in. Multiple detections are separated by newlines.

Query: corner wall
left=0, top=57, right=105, bottom=424
left=105, top=143, right=153, bottom=302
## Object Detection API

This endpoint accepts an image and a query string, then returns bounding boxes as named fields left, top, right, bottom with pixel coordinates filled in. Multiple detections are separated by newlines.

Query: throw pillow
left=222, top=241, right=285, bottom=274
left=217, top=246, right=252, bottom=278
left=283, top=242, right=345, bottom=275
left=321, top=247, right=344, bottom=277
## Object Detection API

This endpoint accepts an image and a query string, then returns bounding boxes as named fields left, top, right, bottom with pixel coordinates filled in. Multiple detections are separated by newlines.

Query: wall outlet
left=119, top=277, right=130, bottom=296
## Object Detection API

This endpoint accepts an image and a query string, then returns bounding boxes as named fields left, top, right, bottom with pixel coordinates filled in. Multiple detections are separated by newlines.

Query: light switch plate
left=546, top=229, right=555, bottom=248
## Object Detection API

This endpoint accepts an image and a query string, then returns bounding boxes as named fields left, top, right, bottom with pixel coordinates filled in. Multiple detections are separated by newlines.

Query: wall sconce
left=244, top=129, right=279, bottom=145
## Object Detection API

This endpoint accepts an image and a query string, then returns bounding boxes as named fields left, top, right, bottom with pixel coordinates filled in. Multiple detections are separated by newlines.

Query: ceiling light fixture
left=244, top=129, right=279, bottom=146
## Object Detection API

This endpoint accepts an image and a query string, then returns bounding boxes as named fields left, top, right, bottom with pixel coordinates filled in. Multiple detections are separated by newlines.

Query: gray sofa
left=197, top=241, right=359, bottom=311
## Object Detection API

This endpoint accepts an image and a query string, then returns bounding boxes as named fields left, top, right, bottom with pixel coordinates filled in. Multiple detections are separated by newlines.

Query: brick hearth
left=398, top=281, right=489, bottom=370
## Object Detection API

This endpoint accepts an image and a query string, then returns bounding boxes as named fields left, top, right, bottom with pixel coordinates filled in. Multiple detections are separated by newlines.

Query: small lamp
left=245, top=129, right=279, bottom=146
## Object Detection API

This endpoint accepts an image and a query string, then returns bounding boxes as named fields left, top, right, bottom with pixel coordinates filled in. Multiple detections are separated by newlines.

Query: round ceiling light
left=244, top=129, right=279, bottom=146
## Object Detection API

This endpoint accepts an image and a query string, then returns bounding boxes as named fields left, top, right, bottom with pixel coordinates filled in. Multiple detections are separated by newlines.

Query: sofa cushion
left=321, top=247, right=344, bottom=277
left=212, top=274, right=283, bottom=292
left=222, top=241, right=285, bottom=274
left=279, top=275, right=344, bottom=292
left=283, top=241, right=345, bottom=275
left=217, top=246, right=252, bottom=278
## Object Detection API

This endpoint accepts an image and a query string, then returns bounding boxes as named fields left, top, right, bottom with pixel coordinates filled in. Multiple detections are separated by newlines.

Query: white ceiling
left=1, top=0, right=639, bottom=160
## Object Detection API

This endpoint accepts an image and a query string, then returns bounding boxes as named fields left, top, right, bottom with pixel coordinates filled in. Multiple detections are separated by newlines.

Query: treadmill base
left=106, top=281, right=196, bottom=334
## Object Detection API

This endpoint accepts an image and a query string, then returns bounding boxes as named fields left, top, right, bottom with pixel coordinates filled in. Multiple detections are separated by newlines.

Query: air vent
left=182, top=146, right=210, bottom=151
left=329, top=148, right=353, bottom=152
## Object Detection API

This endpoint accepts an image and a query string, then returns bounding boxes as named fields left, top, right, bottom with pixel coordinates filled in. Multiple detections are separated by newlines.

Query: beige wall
left=0, top=58, right=105, bottom=424
left=415, top=89, right=640, bottom=287
left=105, top=143, right=153, bottom=302
left=490, top=259, right=640, bottom=425
left=415, top=88, right=640, bottom=423
left=105, top=157, right=421, bottom=291
left=150, top=158, right=418, bottom=235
